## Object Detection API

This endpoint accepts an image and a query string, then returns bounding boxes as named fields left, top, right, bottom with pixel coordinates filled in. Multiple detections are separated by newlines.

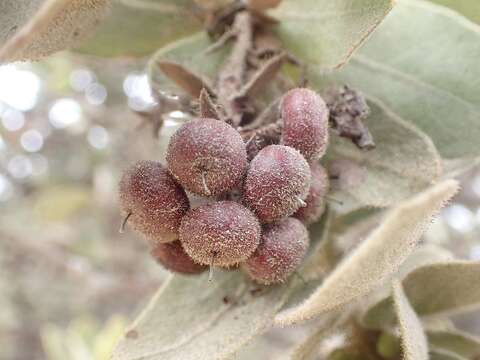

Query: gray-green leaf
left=77, top=0, right=202, bottom=57
left=112, top=271, right=293, bottom=360
left=270, top=0, right=394, bottom=69
left=313, top=0, right=480, bottom=158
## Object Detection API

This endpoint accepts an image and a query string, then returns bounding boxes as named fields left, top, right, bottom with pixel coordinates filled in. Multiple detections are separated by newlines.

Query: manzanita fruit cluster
left=119, top=87, right=330, bottom=284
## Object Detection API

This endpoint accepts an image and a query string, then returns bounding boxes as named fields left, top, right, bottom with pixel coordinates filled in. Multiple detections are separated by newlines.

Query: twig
left=216, top=11, right=254, bottom=126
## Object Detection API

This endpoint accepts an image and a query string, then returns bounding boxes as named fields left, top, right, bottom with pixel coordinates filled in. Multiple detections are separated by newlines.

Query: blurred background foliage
left=0, top=54, right=181, bottom=360
left=1, top=51, right=480, bottom=359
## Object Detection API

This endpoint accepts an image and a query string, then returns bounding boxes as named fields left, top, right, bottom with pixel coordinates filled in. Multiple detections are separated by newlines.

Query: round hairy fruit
left=243, top=145, right=311, bottom=223
left=179, top=201, right=261, bottom=267
left=119, top=161, right=189, bottom=243
left=243, top=217, right=309, bottom=284
left=281, top=88, right=329, bottom=162
left=150, top=240, right=207, bottom=275
left=166, top=118, right=248, bottom=196
left=294, top=163, right=329, bottom=225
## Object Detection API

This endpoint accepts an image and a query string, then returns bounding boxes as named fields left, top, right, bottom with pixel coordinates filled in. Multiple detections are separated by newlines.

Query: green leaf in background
left=0, top=0, right=109, bottom=63
left=423, top=0, right=480, bottom=24
left=392, top=281, right=429, bottom=360
left=428, top=329, right=480, bottom=358
left=313, top=0, right=480, bottom=159
left=112, top=271, right=293, bottom=360
left=364, top=261, right=480, bottom=329
left=77, top=0, right=203, bottom=57
left=269, top=0, right=394, bottom=70
left=326, top=98, right=441, bottom=209
left=274, top=180, right=458, bottom=326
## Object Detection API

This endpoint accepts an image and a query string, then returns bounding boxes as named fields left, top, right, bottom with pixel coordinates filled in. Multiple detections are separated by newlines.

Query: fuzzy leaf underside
left=111, top=271, right=294, bottom=360
left=392, top=281, right=429, bottom=360
left=364, top=261, right=480, bottom=329
left=270, top=0, right=395, bottom=69
left=314, top=0, right=480, bottom=159
left=0, top=0, right=109, bottom=63
left=326, top=98, right=442, bottom=210
left=274, top=180, right=458, bottom=326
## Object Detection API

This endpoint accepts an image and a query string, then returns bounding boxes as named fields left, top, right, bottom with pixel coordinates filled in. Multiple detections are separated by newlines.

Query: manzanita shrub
left=3, top=0, right=480, bottom=359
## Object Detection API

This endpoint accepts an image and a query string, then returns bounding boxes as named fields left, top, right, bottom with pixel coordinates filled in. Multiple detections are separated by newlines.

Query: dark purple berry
left=151, top=240, right=207, bottom=275
left=281, top=88, right=329, bottom=162
left=243, top=217, right=309, bottom=284
left=118, top=161, right=189, bottom=243
left=243, top=145, right=311, bottom=223
left=294, top=163, right=329, bottom=225
left=179, top=201, right=261, bottom=267
left=166, top=118, right=248, bottom=196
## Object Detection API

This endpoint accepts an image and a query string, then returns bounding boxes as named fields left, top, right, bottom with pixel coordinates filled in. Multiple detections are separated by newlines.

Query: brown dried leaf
left=324, top=85, right=374, bottom=150
left=274, top=180, right=458, bottom=326
left=158, top=61, right=213, bottom=98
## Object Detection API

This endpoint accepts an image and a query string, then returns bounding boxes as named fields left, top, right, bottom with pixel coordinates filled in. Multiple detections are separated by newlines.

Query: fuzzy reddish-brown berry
left=179, top=201, right=261, bottom=267
left=243, top=217, right=309, bottom=284
left=281, top=88, right=329, bottom=162
left=243, top=145, right=311, bottom=223
left=118, top=160, right=189, bottom=243
left=166, top=118, right=248, bottom=196
left=294, top=163, right=329, bottom=225
left=150, top=240, right=207, bottom=275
